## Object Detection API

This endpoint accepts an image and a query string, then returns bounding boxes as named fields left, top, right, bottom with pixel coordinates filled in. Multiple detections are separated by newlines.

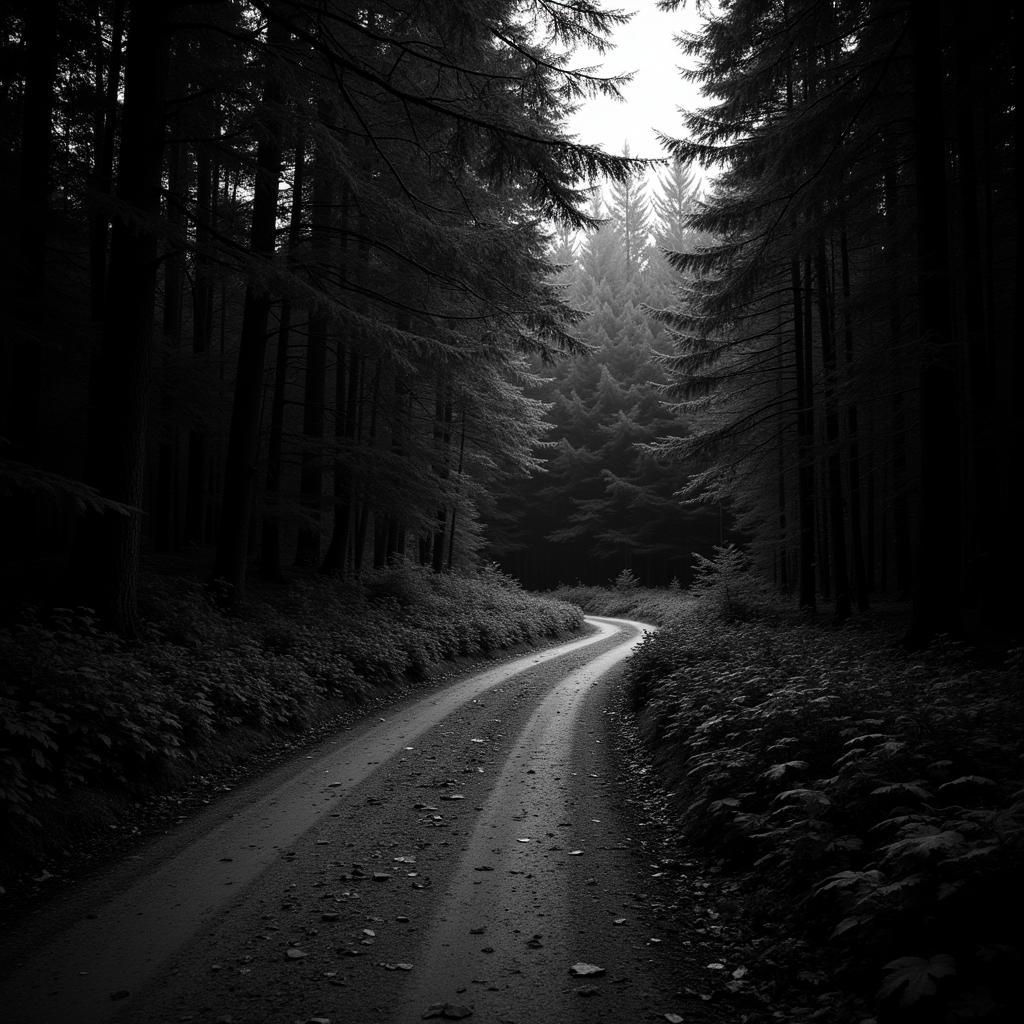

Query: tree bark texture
left=213, top=15, right=287, bottom=600
left=261, top=134, right=306, bottom=582
left=907, top=0, right=963, bottom=643
left=78, top=0, right=170, bottom=635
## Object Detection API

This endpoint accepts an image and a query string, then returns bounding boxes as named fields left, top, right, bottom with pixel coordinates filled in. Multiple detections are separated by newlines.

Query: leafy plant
left=0, top=566, right=583, bottom=860
left=627, top=611, right=1024, bottom=1019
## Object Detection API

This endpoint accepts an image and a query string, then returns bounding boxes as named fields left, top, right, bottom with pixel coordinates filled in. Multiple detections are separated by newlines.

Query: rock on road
left=0, top=617, right=735, bottom=1024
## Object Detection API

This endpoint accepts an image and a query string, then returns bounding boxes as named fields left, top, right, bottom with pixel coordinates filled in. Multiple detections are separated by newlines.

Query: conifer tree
left=655, top=0, right=1017, bottom=637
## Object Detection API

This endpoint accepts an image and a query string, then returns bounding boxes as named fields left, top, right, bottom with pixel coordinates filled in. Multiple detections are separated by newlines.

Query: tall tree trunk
left=192, top=116, right=217, bottom=356
left=352, top=361, right=380, bottom=573
left=213, top=15, right=286, bottom=600
left=1010, top=0, right=1024, bottom=629
left=88, top=0, right=124, bottom=323
left=839, top=227, right=869, bottom=610
left=76, top=0, right=170, bottom=635
left=776, top=319, right=790, bottom=592
left=792, top=254, right=817, bottom=611
left=953, top=4, right=996, bottom=620
left=294, top=128, right=332, bottom=567
left=162, top=154, right=185, bottom=341
left=6, top=0, right=58, bottom=462
left=154, top=113, right=187, bottom=554
left=431, top=391, right=453, bottom=573
left=883, top=167, right=913, bottom=599
left=320, top=348, right=360, bottom=575
left=184, top=93, right=218, bottom=546
left=816, top=243, right=851, bottom=622
left=261, top=132, right=305, bottom=581
left=446, top=408, right=468, bottom=571
left=907, top=0, right=962, bottom=643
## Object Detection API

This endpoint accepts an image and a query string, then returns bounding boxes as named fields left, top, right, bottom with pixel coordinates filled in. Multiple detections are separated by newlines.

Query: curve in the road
left=395, top=617, right=652, bottom=1022
left=0, top=617, right=652, bottom=1024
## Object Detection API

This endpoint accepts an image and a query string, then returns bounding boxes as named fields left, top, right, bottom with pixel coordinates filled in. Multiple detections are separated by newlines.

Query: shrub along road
left=0, top=617, right=745, bottom=1024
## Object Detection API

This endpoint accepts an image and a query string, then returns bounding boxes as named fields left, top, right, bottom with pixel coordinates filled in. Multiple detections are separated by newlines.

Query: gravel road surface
left=0, top=617, right=740, bottom=1024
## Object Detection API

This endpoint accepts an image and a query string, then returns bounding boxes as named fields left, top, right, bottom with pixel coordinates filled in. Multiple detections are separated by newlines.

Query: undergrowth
left=0, top=562, right=582, bottom=863
left=628, top=607, right=1024, bottom=1023
left=550, top=578, right=696, bottom=626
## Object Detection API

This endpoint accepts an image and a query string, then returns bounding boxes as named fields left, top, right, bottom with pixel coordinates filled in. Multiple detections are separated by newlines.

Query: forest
left=0, top=0, right=646, bottom=638
left=1, top=0, right=1018, bottom=639
left=0, top=0, right=1021, bottom=1019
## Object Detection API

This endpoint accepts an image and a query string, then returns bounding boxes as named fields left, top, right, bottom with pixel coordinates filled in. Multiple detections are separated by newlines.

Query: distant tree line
left=486, top=160, right=723, bottom=589
left=0, top=0, right=639, bottom=635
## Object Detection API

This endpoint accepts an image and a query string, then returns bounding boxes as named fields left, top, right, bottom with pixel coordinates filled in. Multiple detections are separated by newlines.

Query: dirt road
left=0, top=617, right=739, bottom=1024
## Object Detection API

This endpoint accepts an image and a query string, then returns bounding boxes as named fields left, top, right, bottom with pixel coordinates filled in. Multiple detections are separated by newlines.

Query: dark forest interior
left=0, top=1, right=1019, bottom=641
left=0, top=2, right=1021, bottom=1020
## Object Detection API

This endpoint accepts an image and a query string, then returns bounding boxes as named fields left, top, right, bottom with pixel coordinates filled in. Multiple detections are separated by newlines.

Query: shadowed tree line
left=0, top=0, right=642, bottom=635
left=650, top=0, right=1019, bottom=642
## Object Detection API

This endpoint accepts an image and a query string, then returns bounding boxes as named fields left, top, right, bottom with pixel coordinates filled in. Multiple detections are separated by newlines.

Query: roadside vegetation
left=551, top=569, right=696, bottom=626
left=624, top=549, right=1024, bottom=1022
left=0, top=564, right=582, bottom=876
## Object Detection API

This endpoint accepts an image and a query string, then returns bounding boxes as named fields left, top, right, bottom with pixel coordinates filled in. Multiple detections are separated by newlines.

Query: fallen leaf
left=706, top=962, right=725, bottom=970
left=568, top=850, right=584, bottom=856
left=664, top=1015, right=685, bottom=1024
left=569, top=963, right=606, bottom=977
left=286, top=948, right=308, bottom=960
left=362, top=929, right=376, bottom=938
left=613, top=918, right=627, bottom=926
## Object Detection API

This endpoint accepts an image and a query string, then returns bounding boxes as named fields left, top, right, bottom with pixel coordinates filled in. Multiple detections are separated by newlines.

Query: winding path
left=0, top=617, right=735, bottom=1024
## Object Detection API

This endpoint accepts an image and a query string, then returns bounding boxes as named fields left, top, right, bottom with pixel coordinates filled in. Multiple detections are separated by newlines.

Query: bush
left=550, top=582, right=695, bottom=626
left=627, top=612, right=1024, bottom=1020
left=0, top=566, right=583, bottom=846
